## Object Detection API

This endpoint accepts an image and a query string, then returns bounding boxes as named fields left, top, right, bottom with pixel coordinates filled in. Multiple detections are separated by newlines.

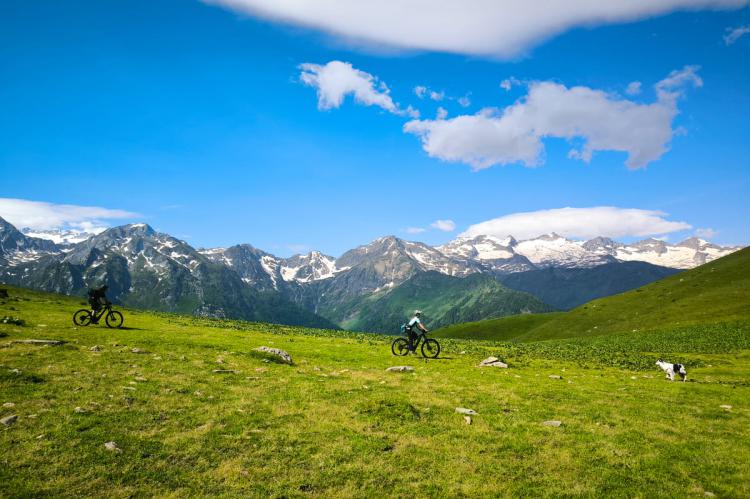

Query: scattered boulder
left=12, top=339, right=64, bottom=346
left=1, top=316, right=24, bottom=326
left=548, top=375, right=563, bottom=380
left=543, top=420, right=562, bottom=427
left=212, top=369, right=240, bottom=374
left=386, top=366, right=414, bottom=372
left=74, top=406, right=85, bottom=413
left=1, top=414, right=18, bottom=426
left=478, top=356, right=508, bottom=368
left=130, top=348, right=146, bottom=354
left=455, top=407, right=478, bottom=415
left=2, top=402, right=15, bottom=408
left=104, top=441, right=121, bottom=453
left=90, top=345, right=102, bottom=352
left=134, top=376, right=147, bottom=382
left=253, top=346, right=293, bottom=365
left=464, top=415, right=473, bottom=425
left=720, top=405, right=732, bottom=410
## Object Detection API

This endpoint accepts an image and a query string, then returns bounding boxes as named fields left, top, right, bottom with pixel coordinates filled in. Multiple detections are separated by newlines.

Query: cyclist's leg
left=408, top=329, right=417, bottom=351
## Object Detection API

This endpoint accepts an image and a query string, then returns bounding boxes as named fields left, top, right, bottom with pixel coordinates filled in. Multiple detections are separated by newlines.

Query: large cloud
left=0, top=198, right=139, bottom=232
left=404, top=66, right=702, bottom=170
left=460, top=207, right=692, bottom=240
left=206, top=0, right=748, bottom=57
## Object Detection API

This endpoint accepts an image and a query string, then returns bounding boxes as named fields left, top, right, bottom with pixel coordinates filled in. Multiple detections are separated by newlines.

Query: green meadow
left=1, top=285, right=749, bottom=497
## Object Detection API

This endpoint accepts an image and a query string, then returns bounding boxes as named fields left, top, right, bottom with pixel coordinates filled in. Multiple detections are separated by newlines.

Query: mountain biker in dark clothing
left=407, top=310, right=428, bottom=351
left=88, top=285, right=109, bottom=323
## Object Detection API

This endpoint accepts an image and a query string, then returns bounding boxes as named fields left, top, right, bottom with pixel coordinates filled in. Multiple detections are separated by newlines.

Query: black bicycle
left=391, top=330, right=440, bottom=358
left=73, top=302, right=124, bottom=328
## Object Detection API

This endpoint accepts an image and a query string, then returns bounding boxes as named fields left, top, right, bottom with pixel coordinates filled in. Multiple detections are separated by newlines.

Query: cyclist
left=407, top=310, right=429, bottom=351
left=87, top=285, right=109, bottom=323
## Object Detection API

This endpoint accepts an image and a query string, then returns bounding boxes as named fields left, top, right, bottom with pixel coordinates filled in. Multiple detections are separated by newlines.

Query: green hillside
left=340, top=271, right=554, bottom=333
left=436, top=247, right=750, bottom=342
left=498, top=261, right=680, bottom=310
left=1, top=285, right=749, bottom=496
left=432, top=312, right=563, bottom=341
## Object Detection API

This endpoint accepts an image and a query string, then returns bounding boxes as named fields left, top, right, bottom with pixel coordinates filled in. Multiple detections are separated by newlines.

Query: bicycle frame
left=409, top=331, right=429, bottom=350
left=90, top=304, right=112, bottom=321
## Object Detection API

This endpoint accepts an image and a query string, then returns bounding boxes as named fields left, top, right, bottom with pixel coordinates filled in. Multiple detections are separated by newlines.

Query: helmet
left=414, top=310, right=422, bottom=316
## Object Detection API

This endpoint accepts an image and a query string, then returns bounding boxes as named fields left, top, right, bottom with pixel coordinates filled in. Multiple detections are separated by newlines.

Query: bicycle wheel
left=105, top=311, right=124, bottom=329
left=421, top=339, right=440, bottom=358
left=73, top=309, right=92, bottom=326
left=391, top=338, right=410, bottom=356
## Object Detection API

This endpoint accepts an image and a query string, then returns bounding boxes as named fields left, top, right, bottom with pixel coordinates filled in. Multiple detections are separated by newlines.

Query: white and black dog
left=656, top=359, right=687, bottom=382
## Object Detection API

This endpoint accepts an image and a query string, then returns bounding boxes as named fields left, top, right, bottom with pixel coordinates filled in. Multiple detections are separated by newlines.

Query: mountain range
left=0, top=216, right=742, bottom=332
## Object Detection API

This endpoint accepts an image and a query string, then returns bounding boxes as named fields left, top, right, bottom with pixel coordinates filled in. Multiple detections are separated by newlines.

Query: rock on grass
left=543, top=420, right=562, bottom=427
left=104, top=441, right=121, bottom=452
left=253, top=346, right=293, bottom=365
left=1, top=414, right=18, bottom=426
left=456, top=407, right=478, bottom=415
left=478, top=356, right=508, bottom=368
left=386, top=366, right=414, bottom=372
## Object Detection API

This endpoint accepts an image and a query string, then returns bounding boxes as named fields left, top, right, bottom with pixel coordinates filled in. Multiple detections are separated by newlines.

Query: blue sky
left=1, top=0, right=748, bottom=256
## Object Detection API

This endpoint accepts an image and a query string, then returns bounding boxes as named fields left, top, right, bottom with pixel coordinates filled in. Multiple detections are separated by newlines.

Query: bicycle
left=391, top=329, right=440, bottom=358
left=73, top=302, right=124, bottom=328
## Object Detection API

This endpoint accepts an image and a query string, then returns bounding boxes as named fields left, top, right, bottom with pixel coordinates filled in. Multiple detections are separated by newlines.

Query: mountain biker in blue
left=407, top=310, right=429, bottom=351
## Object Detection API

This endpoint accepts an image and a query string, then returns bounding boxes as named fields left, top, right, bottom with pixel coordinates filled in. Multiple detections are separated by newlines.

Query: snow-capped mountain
left=21, top=227, right=97, bottom=247
left=0, top=218, right=61, bottom=266
left=1, top=214, right=744, bottom=331
left=438, top=233, right=739, bottom=271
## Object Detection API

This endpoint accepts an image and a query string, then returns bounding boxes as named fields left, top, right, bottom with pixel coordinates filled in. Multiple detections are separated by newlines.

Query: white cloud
left=500, top=77, right=521, bottom=91
left=695, top=227, right=718, bottom=238
left=414, top=85, right=427, bottom=98
left=300, top=61, right=397, bottom=113
left=436, top=107, right=448, bottom=120
left=301, top=61, right=420, bottom=118
left=431, top=219, right=456, bottom=232
left=0, top=198, right=139, bottom=232
left=205, top=0, right=749, bottom=57
left=429, top=90, right=445, bottom=101
left=625, top=81, right=642, bottom=95
left=724, top=25, right=750, bottom=44
left=405, top=227, right=427, bottom=234
left=457, top=95, right=471, bottom=107
left=461, top=207, right=692, bottom=240
left=404, top=66, right=702, bottom=170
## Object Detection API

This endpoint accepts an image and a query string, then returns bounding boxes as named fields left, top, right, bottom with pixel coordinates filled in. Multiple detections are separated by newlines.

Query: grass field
left=1, top=285, right=749, bottom=497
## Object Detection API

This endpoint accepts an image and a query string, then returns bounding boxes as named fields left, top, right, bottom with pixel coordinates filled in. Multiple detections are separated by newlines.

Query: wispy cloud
left=625, top=81, right=642, bottom=95
left=695, top=227, right=718, bottom=238
left=0, top=198, right=139, bottom=232
left=404, top=66, right=702, bottom=170
left=431, top=219, right=456, bottom=232
left=724, top=25, right=750, bottom=45
left=500, top=77, right=521, bottom=91
left=461, top=207, right=691, bottom=240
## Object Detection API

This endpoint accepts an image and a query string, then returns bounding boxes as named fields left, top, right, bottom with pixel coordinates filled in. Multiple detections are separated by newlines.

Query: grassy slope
left=1, top=285, right=749, bottom=497
left=436, top=247, right=750, bottom=343
left=341, top=271, right=554, bottom=334
left=432, top=312, right=563, bottom=341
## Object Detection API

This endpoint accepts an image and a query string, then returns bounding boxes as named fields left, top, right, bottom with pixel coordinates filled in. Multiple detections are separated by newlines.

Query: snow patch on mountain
left=21, top=227, right=98, bottom=246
